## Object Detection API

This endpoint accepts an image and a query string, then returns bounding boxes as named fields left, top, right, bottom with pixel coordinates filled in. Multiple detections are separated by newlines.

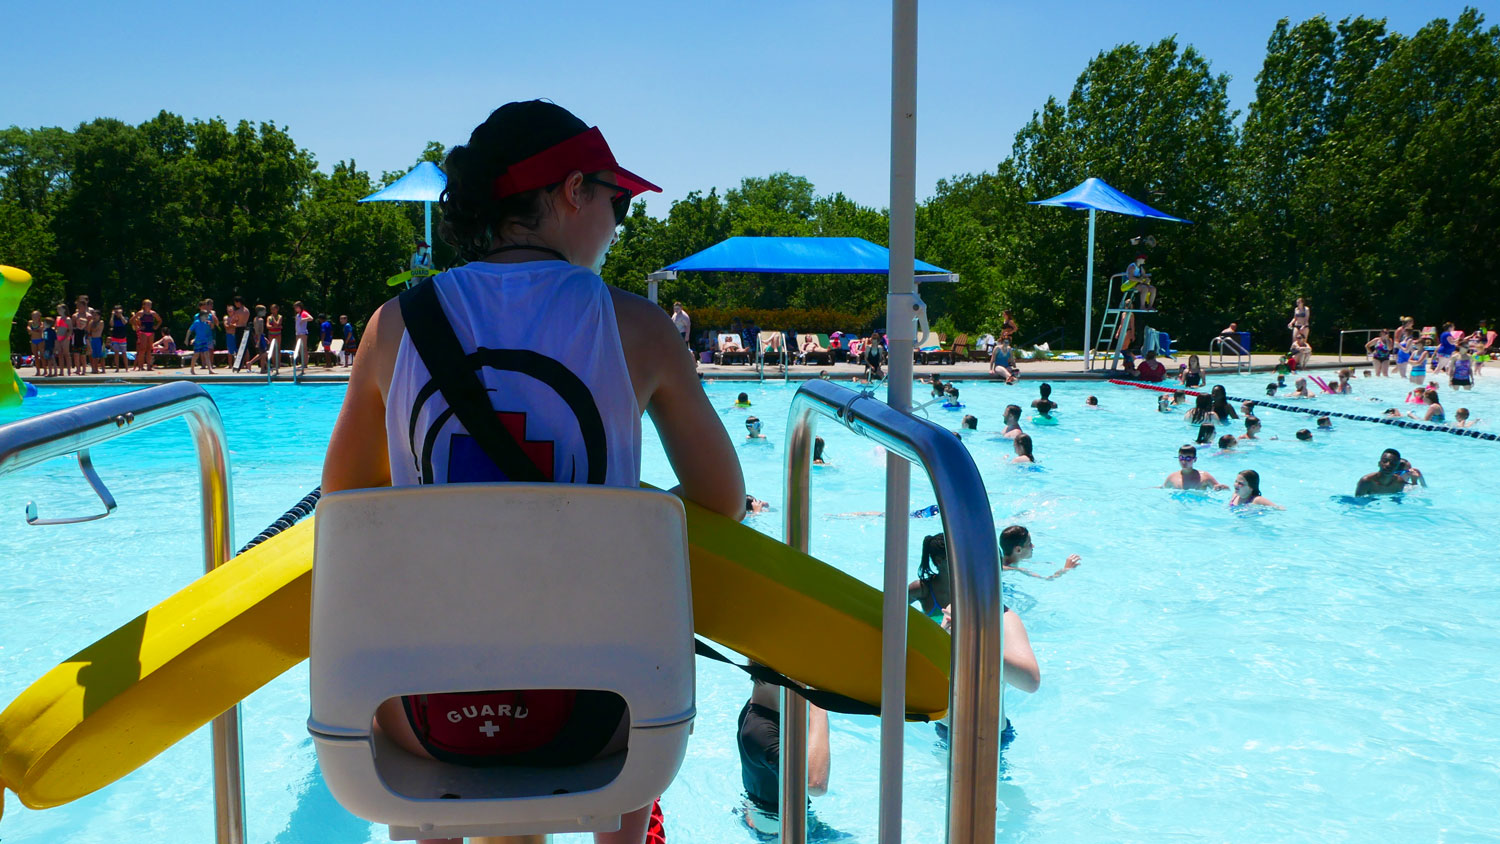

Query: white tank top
left=386, top=261, right=641, bottom=488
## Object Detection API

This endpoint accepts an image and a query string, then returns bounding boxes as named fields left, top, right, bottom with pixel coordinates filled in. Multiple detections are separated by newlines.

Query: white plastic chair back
left=308, top=484, right=695, bottom=841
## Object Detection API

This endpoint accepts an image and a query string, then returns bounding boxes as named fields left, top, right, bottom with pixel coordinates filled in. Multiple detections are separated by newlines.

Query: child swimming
left=319, top=99, right=743, bottom=844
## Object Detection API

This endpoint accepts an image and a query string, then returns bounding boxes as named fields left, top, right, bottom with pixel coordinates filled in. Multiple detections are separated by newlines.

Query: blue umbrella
left=1029, top=177, right=1190, bottom=367
left=359, top=161, right=447, bottom=248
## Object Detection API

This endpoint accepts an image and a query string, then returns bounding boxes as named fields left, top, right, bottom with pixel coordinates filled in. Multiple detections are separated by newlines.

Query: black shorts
left=1452, top=378, right=1472, bottom=386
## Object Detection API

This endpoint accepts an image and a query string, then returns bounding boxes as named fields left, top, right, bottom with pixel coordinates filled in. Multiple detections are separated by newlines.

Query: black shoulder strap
left=398, top=277, right=929, bottom=722
left=398, top=278, right=546, bottom=483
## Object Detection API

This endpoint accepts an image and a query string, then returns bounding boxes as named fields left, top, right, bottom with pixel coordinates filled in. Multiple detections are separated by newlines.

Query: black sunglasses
left=582, top=175, right=632, bottom=225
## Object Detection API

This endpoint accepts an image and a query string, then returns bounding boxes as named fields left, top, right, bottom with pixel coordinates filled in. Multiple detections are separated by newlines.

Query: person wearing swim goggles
left=745, top=416, right=766, bottom=439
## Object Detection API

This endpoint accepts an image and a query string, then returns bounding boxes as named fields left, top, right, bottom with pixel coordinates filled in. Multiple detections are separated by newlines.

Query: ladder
left=1209, top=335, right=1251, bottom=374
left=1091, top=273, right=1155, bottom=371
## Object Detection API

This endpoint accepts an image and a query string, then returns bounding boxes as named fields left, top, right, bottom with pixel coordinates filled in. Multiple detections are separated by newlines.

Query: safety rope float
left=237, top=487, right=322, bottom=555
left=1108, top=379, right=1499, bottom=442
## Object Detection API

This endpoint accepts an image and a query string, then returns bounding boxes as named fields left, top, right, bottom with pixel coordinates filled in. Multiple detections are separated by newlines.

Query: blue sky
left=5, top=1, right=1494, bottom=215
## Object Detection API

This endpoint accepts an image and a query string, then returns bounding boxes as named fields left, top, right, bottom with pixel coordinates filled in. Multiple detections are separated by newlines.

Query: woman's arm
left=321, top=300, right=398, bottom=494
left=807, top=704, right=830, bottom=797
left=1002, top=609, right=1040, bottom=693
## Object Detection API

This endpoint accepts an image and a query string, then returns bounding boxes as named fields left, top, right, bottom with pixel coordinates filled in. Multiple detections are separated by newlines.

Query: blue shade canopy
left=662, top=237, right=948, bottom=275
left=359, top=161, right=447, bottom=203
left=1028, top=177, right=1191, bottom=223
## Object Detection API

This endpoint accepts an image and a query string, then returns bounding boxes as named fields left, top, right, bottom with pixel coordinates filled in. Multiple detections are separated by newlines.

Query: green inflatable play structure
left=1, top=265, right=35, bottom=407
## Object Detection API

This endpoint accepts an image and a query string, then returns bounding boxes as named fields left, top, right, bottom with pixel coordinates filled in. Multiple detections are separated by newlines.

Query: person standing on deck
left=671, top=302, right=691, bottom=348
left=227, top=297, right=250, bottom=369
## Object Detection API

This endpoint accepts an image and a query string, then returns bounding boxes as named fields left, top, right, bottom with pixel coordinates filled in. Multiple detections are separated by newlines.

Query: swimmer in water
left=1266, top=382, right=1279, bottom=397
left=1171, top=390, right=1188, bottom=405
left=1295, top=429, right=1313, bottom=441
left=1240, top=415, right=1262, bottom=441
left=735, top=392, right=752, bottom=408
left=1217, top=434, right=1237, bottom=451
left=960, top=414, right=978, bottom=430
left=1229, top=469, right=1282, bottom=509
left=928, top=373, right=946, bottom=398
left=1085, top=395, right=1099, bottom=408
left=1408, top=389, right=1445, bottom=423
left=745, top=494, right=771, bottom=514
left=1316, top=416, right=1332, bottom=430
left=1240, top=400, right=1256, bottom=417
left=1196, top=423, right=1216, bottom=445
left=1290, top=378, right=1312, bottom=399
left=1162, top=443, right=1227, bottom=490
left=1157, top=394, right=1172, bottom=413
left=1000, top=524, right=1081, bottom=580
left=1381, top=407, right=1402, bottom=417
left=1355, top=448, right=1425, bottom=496
left=1000, top=404, right=1024, bottom=439
left=745, top=416, right=767, bottom=439
left=813, top=436, right=828, bottom=465
left=1030, top=382, right=1056, bottom=417
left=1011, top=433, right=1035, bottom=464
left=1452, top=408, right=1479, bottom=428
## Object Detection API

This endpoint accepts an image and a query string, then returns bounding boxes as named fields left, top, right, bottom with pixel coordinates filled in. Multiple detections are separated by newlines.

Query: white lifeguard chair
left=308, top=484, right=695, bottom=841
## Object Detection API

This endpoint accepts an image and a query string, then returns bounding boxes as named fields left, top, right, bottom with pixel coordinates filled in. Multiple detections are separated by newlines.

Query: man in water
left=1162, top=444, right=1227, bottom=490
left=1355, top=448, right=1426, bottom=496
left=1000, top=404, right=1024, bottom=439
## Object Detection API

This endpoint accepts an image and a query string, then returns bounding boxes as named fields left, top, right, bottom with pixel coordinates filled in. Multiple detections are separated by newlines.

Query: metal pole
left=781, top=410, right=815, bottom=844
left=423, top=200, right=432, bottom=251
left=1084, top=208, right=1096, bottom=369
left=784, top=380, right=1002, bottom=844
left=882, top=0, right=918, bottom=841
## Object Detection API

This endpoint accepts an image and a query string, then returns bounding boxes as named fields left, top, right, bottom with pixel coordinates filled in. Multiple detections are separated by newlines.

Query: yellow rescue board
left=0, top=496, right=950, bottom=816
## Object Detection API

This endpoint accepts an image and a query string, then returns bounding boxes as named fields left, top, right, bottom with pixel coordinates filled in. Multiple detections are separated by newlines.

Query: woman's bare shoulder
left=608, top=286, right=676, bottom=340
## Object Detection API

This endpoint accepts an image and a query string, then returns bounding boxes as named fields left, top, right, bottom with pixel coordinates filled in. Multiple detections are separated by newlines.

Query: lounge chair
left=757, top=331, right=787, bottom=365
left=715, top=333, right=751, bottom=366
left=920, top=334, right=956, bottom=365
left=796, top=333, right=831, bottom=366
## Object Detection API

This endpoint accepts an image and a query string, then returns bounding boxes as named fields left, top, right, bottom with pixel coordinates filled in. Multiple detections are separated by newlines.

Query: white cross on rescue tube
left=479, top=721, right=500, bottom=737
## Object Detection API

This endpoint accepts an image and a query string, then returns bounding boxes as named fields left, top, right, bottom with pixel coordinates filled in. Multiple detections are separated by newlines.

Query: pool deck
left=23, top=353, right=1476, bottom=386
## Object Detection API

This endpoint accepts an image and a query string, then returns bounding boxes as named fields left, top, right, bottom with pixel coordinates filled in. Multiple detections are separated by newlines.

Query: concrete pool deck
left=22, top=353, right=1448, bottom=386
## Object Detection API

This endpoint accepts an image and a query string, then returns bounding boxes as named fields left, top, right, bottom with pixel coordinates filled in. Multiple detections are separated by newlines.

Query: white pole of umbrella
left=1084, top=207, right=1096, bottom=369
left=882, top=0, right=917, bottom=842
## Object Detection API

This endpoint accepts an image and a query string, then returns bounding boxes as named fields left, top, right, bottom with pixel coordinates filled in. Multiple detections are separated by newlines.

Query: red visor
left=491, top=127, right=661, bottom=200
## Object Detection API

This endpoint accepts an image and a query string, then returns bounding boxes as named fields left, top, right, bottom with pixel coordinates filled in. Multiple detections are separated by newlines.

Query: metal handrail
left=1338, top=328, right=1385, bottom=362
left=784, top=379, right=1003, bottom=844
left=292, top=336, right=305, bottom=385
left=0, top=382, right=243, bottom=844
left=1208, top=335, right=1249, bottom=372
left=266, top=336, right=281, bottom=383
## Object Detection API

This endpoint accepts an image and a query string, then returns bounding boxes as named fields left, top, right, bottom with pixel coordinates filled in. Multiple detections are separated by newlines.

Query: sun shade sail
left=359, top=161, right=447, bottom=203
left=1028, top=177, right=1190, bottom=223
left=662, top=237, right=948, bottom=275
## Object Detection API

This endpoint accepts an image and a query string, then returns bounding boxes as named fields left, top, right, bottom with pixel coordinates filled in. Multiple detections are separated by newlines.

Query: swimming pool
left=2, top=373, right=1498, bottom=842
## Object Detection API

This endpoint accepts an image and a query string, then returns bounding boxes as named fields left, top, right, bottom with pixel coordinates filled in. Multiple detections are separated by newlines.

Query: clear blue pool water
left=3, top=373, right=1499, bottom=842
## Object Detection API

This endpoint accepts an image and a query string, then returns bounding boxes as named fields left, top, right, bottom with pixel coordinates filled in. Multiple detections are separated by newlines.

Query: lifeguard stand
left=1090, top=272, right=1161, bottom=371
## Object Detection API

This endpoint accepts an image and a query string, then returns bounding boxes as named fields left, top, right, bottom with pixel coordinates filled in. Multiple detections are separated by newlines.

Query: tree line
left=4, top=10, right=1496, bottom=353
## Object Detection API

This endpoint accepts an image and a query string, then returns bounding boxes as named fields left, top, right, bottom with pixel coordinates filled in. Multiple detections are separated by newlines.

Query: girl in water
left=1210, top=384, right=1238, bottom=421
left=1011, top=433, right=1035, bottom=464
left=1409, top=389, right=1445, bottom=423
left=320, top=100, right=743, bottom=844
left=1180, top=354, right=1204, bottom=388
left=1185, top=394, right=1219, bottom=426
left=1229, top=470, right=1282, bottom=509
